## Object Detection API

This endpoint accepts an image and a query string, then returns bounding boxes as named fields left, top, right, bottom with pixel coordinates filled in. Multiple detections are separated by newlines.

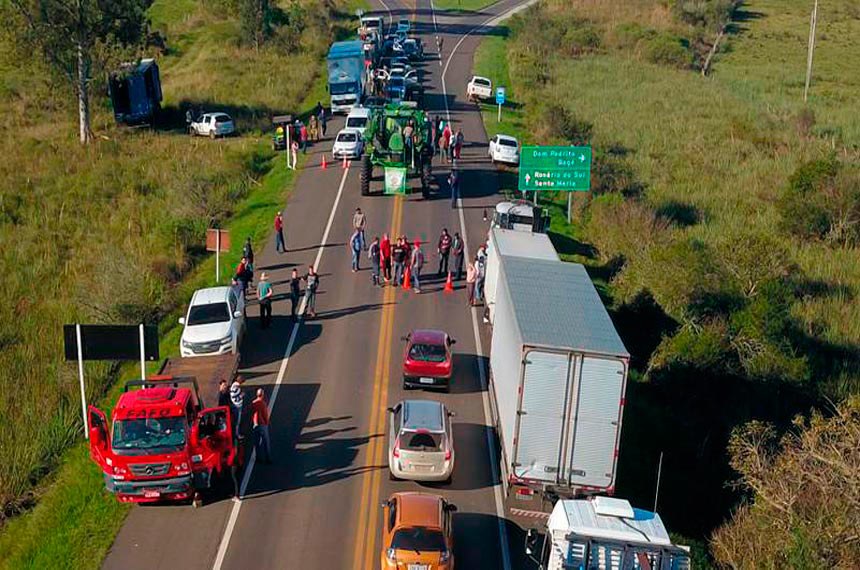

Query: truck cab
left=490, top=200, right=550, bottom=233
left=525, top=497, right=691, bottom=570
left=327, top=41, right=367, bottom=113
left=87, top=373, right=238, bottom=504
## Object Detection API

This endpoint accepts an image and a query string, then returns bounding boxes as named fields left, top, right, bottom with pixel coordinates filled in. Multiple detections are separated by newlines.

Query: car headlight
left=440, top=550, right=450, bottom=562
left=386, top=548, right=397, bottom=562
left=182, top=339, right=192, bottom=348
left=219, top=335, right=233, bottom=345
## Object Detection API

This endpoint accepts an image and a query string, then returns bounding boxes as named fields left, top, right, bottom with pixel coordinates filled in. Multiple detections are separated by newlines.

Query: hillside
left=474, top=0, right=860, bottom=565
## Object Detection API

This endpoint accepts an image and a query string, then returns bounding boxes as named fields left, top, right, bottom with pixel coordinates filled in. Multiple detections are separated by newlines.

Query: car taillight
left=392, top=438, right=400, bottom=458
left=444, top=449, right=452, bottom=461
left=516, top=487, right=535, bottom=497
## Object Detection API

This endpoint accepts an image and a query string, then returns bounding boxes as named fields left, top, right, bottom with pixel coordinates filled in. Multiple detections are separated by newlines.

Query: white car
left=179, top=286, right=245, bottom=357
left=387, top=400, right=455, bottom=483
left=489, top=134, right=520, bottom=165
left=467, top=76, right=492, bottom=101
left=345, top=106, right=371, bottom=136
left=332, top=128, right=365, bottom=159
left=190, top=112, right=235, bottom=138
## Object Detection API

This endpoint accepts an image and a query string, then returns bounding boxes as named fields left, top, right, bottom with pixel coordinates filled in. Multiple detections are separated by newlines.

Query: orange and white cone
left=321, top=155, right=327, bottom=169
left=444, top=271, right=454, bottom=293
left=402, top=265, right=412, bottom=291
left=342, top=156, right=348, bottom=169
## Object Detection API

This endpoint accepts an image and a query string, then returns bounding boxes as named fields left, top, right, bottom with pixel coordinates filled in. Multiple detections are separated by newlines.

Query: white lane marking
left=212, top=165, right=351, bottom=570
left=438, top=2, right=540, bottom=569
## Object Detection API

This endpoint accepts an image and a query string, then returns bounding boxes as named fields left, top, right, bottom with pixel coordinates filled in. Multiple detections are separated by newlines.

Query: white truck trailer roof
left=548, top=497, right=672, bottom=546
left=502, top=257, right=629, bottom=358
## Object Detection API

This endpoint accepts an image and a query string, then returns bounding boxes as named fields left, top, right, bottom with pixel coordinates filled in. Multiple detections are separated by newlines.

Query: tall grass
left=474, top=0, right=860, bottom=557
left=0, top=0, right=355, bottom=514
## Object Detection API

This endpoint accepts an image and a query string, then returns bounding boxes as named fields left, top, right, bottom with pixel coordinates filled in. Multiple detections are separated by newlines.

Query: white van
left=345, top=106, right=371, bottom=136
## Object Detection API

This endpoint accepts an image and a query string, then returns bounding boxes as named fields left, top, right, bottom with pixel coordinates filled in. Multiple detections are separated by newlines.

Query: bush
left=674, top=0, right=738, bottom=30
left=712, top=398, right=860, bottom=568
left=535, top=102, right=593, bottom=145
left=591, top=152, right=646, bottom=198
left=649, top=319, right=736, bottom=375
left=585, top=195, right=671, bottom=262
left=561, top=24, right=602, bottom=57
left=645, top=33, right=693, bottom=68
left=778, top=156, right=860, bottom=245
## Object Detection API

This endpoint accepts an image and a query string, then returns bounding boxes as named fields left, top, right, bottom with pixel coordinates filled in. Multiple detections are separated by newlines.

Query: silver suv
left=387, top=400, right=455, bottom=483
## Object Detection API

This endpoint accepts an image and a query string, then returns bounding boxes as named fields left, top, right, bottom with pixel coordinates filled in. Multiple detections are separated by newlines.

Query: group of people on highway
left=432, top=115, right=464, bottom=163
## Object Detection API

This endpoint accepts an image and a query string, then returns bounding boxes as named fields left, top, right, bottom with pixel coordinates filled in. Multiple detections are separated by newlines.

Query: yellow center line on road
left=352, top=193, right=403, bottom=570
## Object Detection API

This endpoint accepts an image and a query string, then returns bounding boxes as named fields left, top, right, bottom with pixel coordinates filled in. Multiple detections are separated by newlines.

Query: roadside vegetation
left=433, top=0, right=495, bottom=12
left=474, top=0, right=860, bottom=566
left=0, top=0, right=361, bottom=566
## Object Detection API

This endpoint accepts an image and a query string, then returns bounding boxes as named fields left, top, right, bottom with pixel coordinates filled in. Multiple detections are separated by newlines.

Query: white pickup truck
left=467, top=75, right=492, bottom=101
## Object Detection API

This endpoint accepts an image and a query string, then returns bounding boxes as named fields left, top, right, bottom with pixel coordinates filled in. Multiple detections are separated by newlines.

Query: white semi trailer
left=489, top=257, right=630, bottom=528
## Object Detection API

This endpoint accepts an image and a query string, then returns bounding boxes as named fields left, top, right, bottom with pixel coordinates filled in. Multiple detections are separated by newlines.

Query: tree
left=238, top=0, right=273, bottom=51
left=712, top=398, right=860, bottom=568
left=9, top=0, right=152, bottom=144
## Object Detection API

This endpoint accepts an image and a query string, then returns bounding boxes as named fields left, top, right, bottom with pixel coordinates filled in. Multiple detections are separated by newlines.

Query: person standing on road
left=243, top=237, right=254, bottom=265
left=289, top=268, right=301, bottom=320
left=257, top=272, right=273, bottom=329
left=229, top=375, right=245, bottom=440
left=452, top=232, right=464, bottom=281
left=304, top=265, right=320, bottom=318
left=440, top=123, right=451, bottom=164
left=437, top=228, right=452, bottom=276
left=410, top=240, right=424, bottom=293
left=291, top=139, right=299, bottom=169
left=352, top=207, right=367, bottom=250
left=466, top=261, right=477, bottom=306
left=403, top=120, right=415, bottom=156
left=274, top=211, right=286, bottom=253
left=392, top=237, right=407, bottom=286
left=448, top=169, right=460, bottom=209
left=454, top=128, right=464, bottom=160
left=308, top=115, right=318, bottom=142
left=475, top=250, right=487, bottom=304
left=300, top=122, right=308, bottom=153
left=185, top=108, right=193, bottom=134
left=235, top=256, right=252, bottom=293
left=251, top=389, right=272, bottom=464
left=369, top=236, right=382, bottom=287
left=350, top=229, right=362, bottom=272
left=380, top=233, right=392, bottom=283
left=318, top=107, right=327, bottom=138
left=218, top=379, right=230, bottom=408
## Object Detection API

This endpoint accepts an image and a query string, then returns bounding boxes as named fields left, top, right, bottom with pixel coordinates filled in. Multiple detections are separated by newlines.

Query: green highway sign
left=518, top=146, right=592, bottom=192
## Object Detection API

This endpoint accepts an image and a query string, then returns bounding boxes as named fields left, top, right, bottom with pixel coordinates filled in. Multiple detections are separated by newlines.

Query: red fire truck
left=87, top=354, right=243, bottom=506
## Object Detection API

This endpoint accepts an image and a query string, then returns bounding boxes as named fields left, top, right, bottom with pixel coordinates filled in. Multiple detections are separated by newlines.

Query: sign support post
left=567, top=192, right=572, bottom=224
left=76, top=324, right=88, bottom=439
left=215, top=228, right=221, bottom=284
left=139, top=323, right=146, bottom=380
left=495, top=86, right=506, bottom=123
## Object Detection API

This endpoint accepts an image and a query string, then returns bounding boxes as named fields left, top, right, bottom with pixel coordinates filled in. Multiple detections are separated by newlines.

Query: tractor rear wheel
left=360, top=155, right=372, bottom=196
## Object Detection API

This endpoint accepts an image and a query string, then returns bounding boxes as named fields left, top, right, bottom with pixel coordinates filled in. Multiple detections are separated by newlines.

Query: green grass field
left=433, top=0, right=496, bottom=11
left=0, top=0, right=363, bottom=566
left=474, top=0, right=860, bottom=563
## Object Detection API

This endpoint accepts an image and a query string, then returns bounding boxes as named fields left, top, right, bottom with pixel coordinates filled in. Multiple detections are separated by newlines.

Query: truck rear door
left=514, top=351, right=572, bottom=483
left=566, top=357, right=626, bottom=489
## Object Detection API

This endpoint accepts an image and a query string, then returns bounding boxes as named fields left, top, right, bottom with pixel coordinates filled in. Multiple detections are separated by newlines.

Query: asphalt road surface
left=102, top=1, right=534, bottom=568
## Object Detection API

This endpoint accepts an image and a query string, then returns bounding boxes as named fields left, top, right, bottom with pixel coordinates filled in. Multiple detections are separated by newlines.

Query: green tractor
left=360, top=102, right=434, bottom=197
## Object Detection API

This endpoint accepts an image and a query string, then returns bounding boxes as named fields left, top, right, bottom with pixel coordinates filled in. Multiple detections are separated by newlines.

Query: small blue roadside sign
left=496, top=87, right=506, bottom=105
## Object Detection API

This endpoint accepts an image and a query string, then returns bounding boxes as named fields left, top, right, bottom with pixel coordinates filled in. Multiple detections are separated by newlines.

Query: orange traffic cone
left=321, top=155, right=327, bottom=169
left=342, top=156, right=348, bottom=169
left=444, top=271, right=454, bottom=293
left=402, top=265, right=412, bottom=291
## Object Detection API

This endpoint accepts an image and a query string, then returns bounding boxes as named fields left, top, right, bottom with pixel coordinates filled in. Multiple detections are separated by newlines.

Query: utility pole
left=804, top=0, right=819, bottom=103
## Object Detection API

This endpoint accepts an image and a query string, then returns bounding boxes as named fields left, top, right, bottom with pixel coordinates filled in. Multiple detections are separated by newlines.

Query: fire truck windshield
left=112, top=416, right=187, bottom=454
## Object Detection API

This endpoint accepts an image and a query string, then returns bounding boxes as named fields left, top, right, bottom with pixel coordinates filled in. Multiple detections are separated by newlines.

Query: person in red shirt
left=300, top=123, right=308, bottom=154
left=251, top=388, right=272, bottom=464
left=274, top=211, right=286, bottom=253
left=380, top=233, right=392, bottom=282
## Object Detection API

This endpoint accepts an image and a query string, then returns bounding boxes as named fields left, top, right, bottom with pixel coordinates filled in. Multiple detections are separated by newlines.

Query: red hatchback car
left=402, top=329, right=456, bottom=391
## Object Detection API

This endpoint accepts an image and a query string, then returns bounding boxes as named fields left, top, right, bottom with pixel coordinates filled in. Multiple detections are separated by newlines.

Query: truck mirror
left=178, top=317, right=186, bottom=325
left=400, top=335, right=409, bottom=341
left=386, top=407, right=395, bottom=413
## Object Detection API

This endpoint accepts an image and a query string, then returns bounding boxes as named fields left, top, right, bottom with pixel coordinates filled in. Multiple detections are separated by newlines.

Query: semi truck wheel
left=360, top=155, right=372, bottom=196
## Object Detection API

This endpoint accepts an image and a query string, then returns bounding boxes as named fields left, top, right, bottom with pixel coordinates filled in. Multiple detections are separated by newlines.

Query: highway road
left=102, top=0, right=533, bottom=568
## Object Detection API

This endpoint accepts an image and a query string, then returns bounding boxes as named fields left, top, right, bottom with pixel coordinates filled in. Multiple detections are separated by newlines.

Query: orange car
left=380, top=492, right=456, bottom=570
